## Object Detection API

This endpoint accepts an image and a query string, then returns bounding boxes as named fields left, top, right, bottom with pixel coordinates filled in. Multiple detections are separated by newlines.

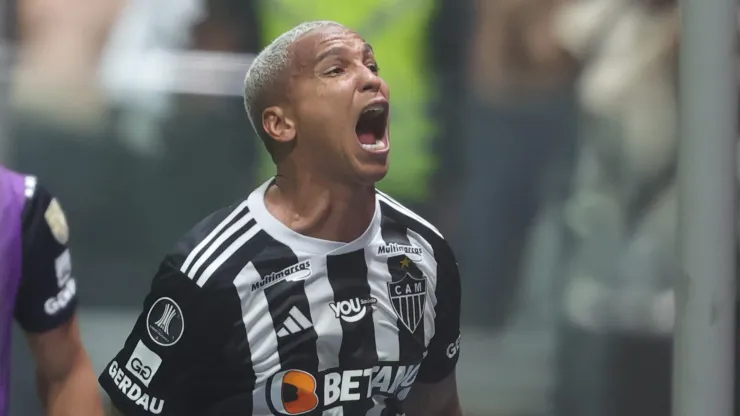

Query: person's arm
left=405, top=373, right=463, bottom=416
left=404, top=241, right=463, bottom=416
left=15, top=180, right=103, bottom=415
left=103, top=399, right=124, bottom=416
left=26, top=316, right=103, bottom=415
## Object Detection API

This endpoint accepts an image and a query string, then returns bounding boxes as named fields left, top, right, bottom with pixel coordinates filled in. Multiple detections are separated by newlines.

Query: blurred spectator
left=10, top=0, right=260, bottom=302
left=6, top=0, right=124, bottom=299
left=10, top=0, right=123, bottom=128
left=551, top=0, right=679, bottom=414
left=426, top=0, right=473, bottom=235
left=85, top=0, right=260, bottom=304
left=0, top=0, right=123, bottom=171
left=457, top=0, right=578, bottom=327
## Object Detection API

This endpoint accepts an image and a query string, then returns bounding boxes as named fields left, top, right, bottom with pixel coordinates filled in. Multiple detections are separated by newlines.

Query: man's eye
left=326, top=67, right=345, bottom=76
left=367, top=63, right=380, bottom=73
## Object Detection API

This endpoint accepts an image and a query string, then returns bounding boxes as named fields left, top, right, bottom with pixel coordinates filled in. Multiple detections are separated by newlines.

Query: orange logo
left=269, top=369, right=319, bottom=415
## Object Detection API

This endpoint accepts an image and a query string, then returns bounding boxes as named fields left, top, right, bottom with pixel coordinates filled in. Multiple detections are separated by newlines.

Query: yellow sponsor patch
left=44, top=198, right=69, bottom=245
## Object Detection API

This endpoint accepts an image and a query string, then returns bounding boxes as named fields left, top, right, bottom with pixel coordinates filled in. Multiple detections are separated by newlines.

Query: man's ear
left=262, top=106, right=296, bottom=143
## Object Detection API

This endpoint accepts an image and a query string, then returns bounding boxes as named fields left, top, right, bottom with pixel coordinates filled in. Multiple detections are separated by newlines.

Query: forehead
left=290, top=26, right=371, bottom=65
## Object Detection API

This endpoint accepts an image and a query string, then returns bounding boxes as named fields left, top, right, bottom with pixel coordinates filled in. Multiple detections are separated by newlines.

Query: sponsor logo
left=46, top=249, right=75, bottom=315
left=267, top=363, right=420, bottom=415
left=44, top=278, right=76, bottom=315
left=276, top=306, right=313, bottom=338
left=377, top=243, right=423, bottom=261
left=387, top=273, right=427, bottom=333
left=44, top=198, right=69, bottom=245
left=446, top=334, right=462, bottom=359
left=329, top=297, right=377, bottom=323
left=252, top=261, right=312, bottom=292
left=108, top=361, right=165, bottom=414
left=146, top=298, right=184, bottom=347
left=268, top=369, right=318, bottom=415
left=125, top=341, right=163, bottom=387
left=54, top=249, right=72, bottom=287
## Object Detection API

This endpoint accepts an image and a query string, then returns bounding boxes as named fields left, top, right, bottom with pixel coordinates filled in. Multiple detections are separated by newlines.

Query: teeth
left=361, top=139, right=387, bottom=151
left=361, top=104, right=385, bottom=115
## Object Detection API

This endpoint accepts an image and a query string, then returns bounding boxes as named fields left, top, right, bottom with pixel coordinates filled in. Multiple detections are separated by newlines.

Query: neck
left=264, top=171, right=376, bottom=243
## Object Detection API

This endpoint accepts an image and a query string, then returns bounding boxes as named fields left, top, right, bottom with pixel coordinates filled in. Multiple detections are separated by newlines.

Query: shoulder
left=376, top=190, right=444, bottom=239
left=20, top=176, right=70, bottom=249
left=22, top=176, right=60, bottom=221
left=376, top=190, right=454, bottom=259
left=166, top=199, right=269, bottom=289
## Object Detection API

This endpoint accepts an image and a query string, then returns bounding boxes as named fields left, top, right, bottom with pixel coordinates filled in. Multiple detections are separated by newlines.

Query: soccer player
left=100, top=21, right=463, bottom=416
left=0, top=165, right=103, bottom=415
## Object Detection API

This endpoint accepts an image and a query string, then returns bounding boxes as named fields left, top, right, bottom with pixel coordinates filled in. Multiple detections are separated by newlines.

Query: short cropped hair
left=243, top=21, right=345, bottom=150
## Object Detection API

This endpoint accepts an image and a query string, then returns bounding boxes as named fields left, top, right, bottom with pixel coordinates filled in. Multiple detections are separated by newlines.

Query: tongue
left=357, top=131, right=376, bottom=145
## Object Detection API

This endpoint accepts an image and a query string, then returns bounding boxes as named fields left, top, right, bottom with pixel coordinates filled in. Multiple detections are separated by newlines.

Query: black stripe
left=183, top=205, right=251, bottom=277
left=189, top=218, right=256, bottom=281
left=252, top=237, right=319, bottom=374
left=326, top=249, right=377, bottom=414
left=199, top=286, right=257, bottom=415
left=379, top=216, right=427, bottom=364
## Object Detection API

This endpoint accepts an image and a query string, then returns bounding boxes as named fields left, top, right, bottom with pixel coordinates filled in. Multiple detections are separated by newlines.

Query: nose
left=359, top=68, right=382, bottom=94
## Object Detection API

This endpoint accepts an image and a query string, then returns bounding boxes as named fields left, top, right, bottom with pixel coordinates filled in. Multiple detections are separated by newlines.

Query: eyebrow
left=315, top=43, right=375, bottom=63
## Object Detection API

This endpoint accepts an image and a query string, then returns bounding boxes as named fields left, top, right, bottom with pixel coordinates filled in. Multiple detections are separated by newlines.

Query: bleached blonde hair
left=243, top=20, right=345, bottom=143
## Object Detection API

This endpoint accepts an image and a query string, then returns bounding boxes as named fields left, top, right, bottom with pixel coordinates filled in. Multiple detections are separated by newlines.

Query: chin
left=353, top=160, right=390, bottom=185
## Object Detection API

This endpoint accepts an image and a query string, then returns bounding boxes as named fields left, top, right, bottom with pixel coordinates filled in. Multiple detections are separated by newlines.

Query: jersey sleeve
left=98, top=257, right=230, bottom=416
left=14, top=181, right=77, bottom=333
left=417, top=241, right=461, bottom=383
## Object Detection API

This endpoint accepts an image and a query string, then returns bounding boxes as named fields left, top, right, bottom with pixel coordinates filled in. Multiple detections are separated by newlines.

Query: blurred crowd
left=0, top=0, right=717, bottom=415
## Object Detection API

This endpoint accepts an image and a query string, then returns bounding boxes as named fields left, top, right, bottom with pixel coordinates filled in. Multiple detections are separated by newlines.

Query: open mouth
left=355, top=101, right=389, bottom=152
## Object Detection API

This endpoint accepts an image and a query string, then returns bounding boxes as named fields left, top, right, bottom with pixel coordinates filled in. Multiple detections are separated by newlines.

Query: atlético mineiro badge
left=387, top=273, right=427, bottom=333
left=146, top=297, right=184, bottom=347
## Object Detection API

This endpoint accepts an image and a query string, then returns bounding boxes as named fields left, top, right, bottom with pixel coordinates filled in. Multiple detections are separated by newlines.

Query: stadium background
left=0, top=0, right=701, bottom=414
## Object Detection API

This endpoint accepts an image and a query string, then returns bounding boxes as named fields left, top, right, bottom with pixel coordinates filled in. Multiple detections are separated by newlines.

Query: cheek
left=300, top=94, right=352, bottom=125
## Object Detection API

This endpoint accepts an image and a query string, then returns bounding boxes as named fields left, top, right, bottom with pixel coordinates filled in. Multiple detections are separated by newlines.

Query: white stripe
left=188, top=211, right=254, bottom=280
left=405, top=298, right=412, bottom=328
left=289, top=306, right=313, bottom=329
left=392, top=293, right=423, bottom=299
left=304, top=258, right=342, bottom=371
left=234, top=262, right=281, bottom=385
left=406, top=229, right=438, bottom=349
left=376, top=191, right=443, bottom=239
left=322, top=409, right=344, bottom=415
left=366, top=233, right=400, bottom=362
left=283, top=317, right=301, bottom=333
left=180, top=200, right=249, bottom=274
left=195, top=220, right=260, bottom=287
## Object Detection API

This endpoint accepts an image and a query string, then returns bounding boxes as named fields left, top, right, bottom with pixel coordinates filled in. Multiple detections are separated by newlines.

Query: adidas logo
left=277, top=306, right=313, bottom=338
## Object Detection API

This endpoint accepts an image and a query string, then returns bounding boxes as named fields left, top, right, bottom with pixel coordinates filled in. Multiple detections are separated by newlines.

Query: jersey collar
left=247, top=178, right=382, bottom=255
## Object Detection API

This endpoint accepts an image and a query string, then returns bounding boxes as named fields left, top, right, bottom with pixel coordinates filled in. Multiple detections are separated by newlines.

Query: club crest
left=387, top=273, right=427, bottom=333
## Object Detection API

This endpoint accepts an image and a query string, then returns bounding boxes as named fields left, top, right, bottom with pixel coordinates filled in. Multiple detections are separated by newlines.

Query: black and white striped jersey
left=99, top=179, right=462, bottom=416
